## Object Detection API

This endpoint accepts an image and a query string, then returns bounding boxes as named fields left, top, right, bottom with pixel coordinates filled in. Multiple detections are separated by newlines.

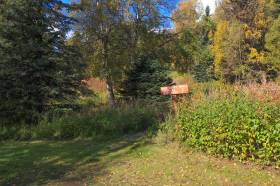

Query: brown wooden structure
left=160, top=84, right=189, bottom=112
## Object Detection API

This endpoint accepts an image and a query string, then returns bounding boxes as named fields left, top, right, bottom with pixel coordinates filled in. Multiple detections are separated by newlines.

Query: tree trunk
left=106, top=77, right=115, bottom=107
left=101, top=34, right=115, bottom=107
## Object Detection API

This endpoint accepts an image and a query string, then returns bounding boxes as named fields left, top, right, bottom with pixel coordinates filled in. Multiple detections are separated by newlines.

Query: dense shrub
left=176, top=93, right=280, bottom=165
left=0, top=103, right=159, bottom=141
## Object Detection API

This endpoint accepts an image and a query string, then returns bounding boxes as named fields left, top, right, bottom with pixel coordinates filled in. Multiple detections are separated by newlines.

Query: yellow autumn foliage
left=243, top=0, right=268, bottom=40
left=244, top=28, right=262, bottom=40
left=247, top=48, right=265, bottom=63
left=210, top=21, right=228, bottom=79
left=172, top=0, right=198, bottom=32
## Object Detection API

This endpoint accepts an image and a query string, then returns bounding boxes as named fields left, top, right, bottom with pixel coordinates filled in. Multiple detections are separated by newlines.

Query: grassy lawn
left=1, top=135, right=280, bottom=186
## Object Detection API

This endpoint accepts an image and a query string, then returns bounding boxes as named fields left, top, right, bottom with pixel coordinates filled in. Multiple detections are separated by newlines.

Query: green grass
left=0, top=134, right=147, bottom=186
left=1, top=135, right=280, bottom=186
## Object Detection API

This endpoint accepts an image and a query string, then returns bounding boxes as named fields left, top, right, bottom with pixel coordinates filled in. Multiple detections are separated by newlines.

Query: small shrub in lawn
left=154, top=115, right=177, bottom=144
left=175, top=93, right=280, bottom=165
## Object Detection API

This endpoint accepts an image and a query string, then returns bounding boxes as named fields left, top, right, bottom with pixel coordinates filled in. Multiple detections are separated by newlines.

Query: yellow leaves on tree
left=172, top=0, right=199, bottom=32
left=244, top=0, right=268, bottom=64
left=243, top=0, right=268, bottom=40
left=211, top=0, right=269, bottom=82
left=210, top=21, right=228, bottom=80
left=244, top=25, right=262, bottom=40
left=247, top=48, right=265, bottom=63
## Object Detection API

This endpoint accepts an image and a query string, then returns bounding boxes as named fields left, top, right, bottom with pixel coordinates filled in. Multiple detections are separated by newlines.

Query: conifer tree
left=192, top=6, right=215, bottom=82
left=120, top=57, right=172, bottom=101
left=0, top=0, right=84, bottom=124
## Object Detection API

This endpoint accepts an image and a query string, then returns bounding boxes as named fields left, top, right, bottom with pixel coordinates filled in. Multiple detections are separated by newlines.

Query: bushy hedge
left=0, top=104, right=158, bottom=141
left=176, top=94, right=280, bottom=165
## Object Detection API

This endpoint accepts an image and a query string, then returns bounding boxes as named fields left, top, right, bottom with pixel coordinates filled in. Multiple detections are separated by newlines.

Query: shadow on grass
left=0, top=133, right=149, bottom=186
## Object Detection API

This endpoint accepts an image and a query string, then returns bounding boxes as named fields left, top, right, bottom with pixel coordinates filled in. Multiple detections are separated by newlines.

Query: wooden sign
left=161, top=84, right=189, bottom=113
left=160, top=84, right=189, bottom=95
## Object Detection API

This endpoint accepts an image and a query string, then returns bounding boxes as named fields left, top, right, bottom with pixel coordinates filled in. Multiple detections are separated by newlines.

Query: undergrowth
left=0, top=103, right=162, bottom=141
left=172, top=85, right=280, bottom=166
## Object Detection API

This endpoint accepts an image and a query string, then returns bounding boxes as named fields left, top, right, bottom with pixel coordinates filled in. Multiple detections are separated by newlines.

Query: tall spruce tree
left=0, top=0, right=84, bottom=124
left=120, top=57, right=173, bottom=102
left=192, top=6, right=215, bottom=82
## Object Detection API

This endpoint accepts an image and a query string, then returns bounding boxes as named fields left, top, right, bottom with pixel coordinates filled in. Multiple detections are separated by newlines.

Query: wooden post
left=171, top=95, right=177, bottom=113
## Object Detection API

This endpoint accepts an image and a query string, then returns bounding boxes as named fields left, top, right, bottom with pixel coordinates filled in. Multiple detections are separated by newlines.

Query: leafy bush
left=154, top=115, right=177, bottom=144
left=176, top=93, right=280, bottom=165
left=0, top=103, right=160, bottom=141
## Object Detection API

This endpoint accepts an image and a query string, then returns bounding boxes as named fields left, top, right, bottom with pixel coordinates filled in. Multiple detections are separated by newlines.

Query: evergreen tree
left=0, top=0, right=84, bottom=124
left=192, top=49, right=215, bottom=82
left=191, top=6, right=215, bottom=82
left=120, top=57, right=172, bottom=101
left=205, top=5, right=210, bottom=17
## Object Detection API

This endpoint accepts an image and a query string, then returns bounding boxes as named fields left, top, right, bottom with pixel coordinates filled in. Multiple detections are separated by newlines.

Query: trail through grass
left=1, top=135, right=280, bottom=186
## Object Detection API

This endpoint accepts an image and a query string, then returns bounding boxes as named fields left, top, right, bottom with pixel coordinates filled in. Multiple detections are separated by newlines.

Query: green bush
left=176, top=94, right=280, bottom=165
left=0, top=103, right=159, bottom=141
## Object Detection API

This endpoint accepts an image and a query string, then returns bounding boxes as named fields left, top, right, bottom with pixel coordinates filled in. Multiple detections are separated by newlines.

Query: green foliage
left=176, top=93, right=280, bottom=165
left=0, top=103, right=159, bottom=141
left=172, top=29, right=199, bottom=72
left=77, top=0, right=175, bottom=106
left=265, top=15, right=280, bottom=78
left=265, top=0, right=280, bottom=18
left=191, top=10, right=215, bottom=83
left=0, top=0, right=84, bottom=124
left=172, top=6, right=215, bottom=82
left=120, top=58, right=173, bottom=101
left=192, top=48, right=215, bottom=82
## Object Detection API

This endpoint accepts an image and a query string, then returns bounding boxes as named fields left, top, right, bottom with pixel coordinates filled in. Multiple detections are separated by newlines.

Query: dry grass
left=169, top=71, right=195, bottom=86
left=82, top=78, right=107, bottom=93
left=170, top=71, right=280, bottom=104
left=177, top=79, right=280, bottom=105
left=237, top=83, right=280, bottom=104
left=81, top=78, right=108, bottom=105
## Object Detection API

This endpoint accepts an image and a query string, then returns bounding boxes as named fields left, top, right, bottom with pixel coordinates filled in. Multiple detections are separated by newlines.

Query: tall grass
left=0, top=102, right=163, bottom=141
left=237, top=82, right=280, bottom=104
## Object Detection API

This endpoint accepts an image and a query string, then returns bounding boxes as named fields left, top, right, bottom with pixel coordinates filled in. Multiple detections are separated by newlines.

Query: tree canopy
left=0, top=0, right=84, bottom=123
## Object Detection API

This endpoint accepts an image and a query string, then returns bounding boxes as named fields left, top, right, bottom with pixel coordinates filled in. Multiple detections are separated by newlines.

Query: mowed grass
left=1, top=135, right=280, bottom=186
